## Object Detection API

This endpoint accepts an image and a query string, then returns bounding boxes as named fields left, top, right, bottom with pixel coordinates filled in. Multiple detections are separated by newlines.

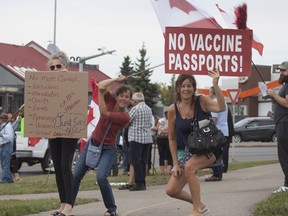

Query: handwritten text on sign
left=165, top=27, right=252, bottom=76
left=24, top=71, right=88, bottom=138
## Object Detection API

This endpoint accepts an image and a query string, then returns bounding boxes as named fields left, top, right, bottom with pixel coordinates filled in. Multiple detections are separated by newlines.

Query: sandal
left=201, top=207, right=209, bottom=216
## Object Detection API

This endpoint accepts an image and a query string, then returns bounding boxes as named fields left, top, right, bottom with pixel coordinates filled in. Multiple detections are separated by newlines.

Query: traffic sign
left=227, top=89, right=241, bottom=105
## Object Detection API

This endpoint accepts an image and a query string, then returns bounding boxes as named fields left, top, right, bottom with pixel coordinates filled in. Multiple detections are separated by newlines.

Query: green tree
left=129, top=43, right=159, bottom=109
left=170, top=74, right=176, bottom=103
left=158, top=74, right=176, bottom=106
left=119, top=55, right=134, bottom=85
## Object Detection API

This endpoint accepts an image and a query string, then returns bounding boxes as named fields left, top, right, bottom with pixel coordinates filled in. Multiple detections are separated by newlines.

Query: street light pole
left=78, top=49, right=116, bottom=72
left=53, top=0, right=57, bottom=45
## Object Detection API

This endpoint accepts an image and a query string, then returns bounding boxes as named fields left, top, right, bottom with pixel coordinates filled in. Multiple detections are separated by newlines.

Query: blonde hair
left=48, top=51, right=69, bottom=67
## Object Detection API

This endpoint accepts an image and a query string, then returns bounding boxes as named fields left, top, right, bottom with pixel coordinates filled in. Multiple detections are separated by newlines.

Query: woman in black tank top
left=165, top=70, right=226, bottom=216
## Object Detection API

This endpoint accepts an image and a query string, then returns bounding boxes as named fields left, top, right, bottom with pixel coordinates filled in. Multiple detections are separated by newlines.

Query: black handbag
left=187, top=100, right=227, bottom=154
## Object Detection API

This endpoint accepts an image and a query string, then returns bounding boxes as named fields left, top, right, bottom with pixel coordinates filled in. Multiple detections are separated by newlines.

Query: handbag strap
left=99, top=121, right=112, bottom=145
left=192, top=96, right=200, bottom=126
left=192, top=96, right=211, bottom=126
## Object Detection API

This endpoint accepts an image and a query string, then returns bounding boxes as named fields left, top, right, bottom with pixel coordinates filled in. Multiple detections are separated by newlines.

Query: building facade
left=0, top=41, right=113, bottom=114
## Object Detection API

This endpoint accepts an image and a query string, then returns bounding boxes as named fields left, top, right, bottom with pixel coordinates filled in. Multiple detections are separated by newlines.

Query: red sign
left=227, top=89, right=241, bottom=105
left=165, top=27, right=252, bottom=76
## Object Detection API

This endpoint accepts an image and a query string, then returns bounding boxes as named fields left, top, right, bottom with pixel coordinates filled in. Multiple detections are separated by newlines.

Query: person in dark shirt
left=267, top=61, right=288, bottom=193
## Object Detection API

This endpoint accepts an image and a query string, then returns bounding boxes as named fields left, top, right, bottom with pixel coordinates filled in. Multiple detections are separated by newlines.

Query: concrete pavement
left=1, top=163, right=283, bottom=216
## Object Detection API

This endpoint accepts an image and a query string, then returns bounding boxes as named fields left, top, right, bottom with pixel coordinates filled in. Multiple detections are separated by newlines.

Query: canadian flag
left=150, top=0, right=222, bottom=33
left=216, top=4, right=264, bottom=56
left=79, top=78, right=100, bottom=152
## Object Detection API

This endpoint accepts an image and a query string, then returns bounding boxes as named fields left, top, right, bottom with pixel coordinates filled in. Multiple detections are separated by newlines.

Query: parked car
left=15, top=131, right=52, bottom=173
left=233, top=117, right=277, bottom=143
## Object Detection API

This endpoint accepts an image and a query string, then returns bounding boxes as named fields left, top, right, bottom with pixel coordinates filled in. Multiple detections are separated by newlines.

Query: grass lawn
left=253, top=191, right=288, bottom=216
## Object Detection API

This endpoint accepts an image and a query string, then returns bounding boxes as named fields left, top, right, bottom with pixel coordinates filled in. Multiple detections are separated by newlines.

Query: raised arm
left=98, top=75, right=126, bottom=92
left=203, top=69, right=226, bottom=113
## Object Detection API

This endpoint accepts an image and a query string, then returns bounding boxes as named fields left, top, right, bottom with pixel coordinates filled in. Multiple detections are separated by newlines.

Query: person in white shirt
left=0, top=112, right=15, bottom=183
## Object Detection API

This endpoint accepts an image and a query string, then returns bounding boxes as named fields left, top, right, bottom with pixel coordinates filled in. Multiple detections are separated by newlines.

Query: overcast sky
left=0, top=0, right=287, bottom=88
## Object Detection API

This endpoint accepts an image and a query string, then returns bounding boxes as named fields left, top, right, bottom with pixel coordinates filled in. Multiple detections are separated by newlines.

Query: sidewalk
left=1, top=163, right=283, bottom=216
left=233, top=142, right=276, bottom=148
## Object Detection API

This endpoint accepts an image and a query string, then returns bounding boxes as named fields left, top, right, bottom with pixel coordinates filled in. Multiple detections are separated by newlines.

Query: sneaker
left=273, top=186, right=288, bottom=193
left=104, top=211, right=118, bottom=216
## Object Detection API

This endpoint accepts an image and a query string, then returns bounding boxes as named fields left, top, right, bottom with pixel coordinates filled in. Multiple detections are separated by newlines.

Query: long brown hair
left=175, top=74, right=197, bottom=105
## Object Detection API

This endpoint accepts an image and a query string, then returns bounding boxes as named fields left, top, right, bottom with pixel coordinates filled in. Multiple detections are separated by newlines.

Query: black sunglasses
left=279, top=69, right=287, bottom=72
left=50, top=64, right=63, bottom=70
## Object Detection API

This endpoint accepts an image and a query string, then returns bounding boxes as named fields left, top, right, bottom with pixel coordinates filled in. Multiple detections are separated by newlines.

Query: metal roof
left=0, top=41, right=114, bottom=91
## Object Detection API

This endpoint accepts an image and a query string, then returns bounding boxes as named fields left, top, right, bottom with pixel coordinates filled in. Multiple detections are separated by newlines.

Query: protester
left=72, top=75, right=132, bottom=216
left=48, top=51, right=79, bottom=216
left=0, top=112, right=14, bottom=183
left=205, top=86, right=229, bottom=182
left=267, top=61, right=288, bottom=193
left=165, top=70, right=226, bottom=216
left=128, top=92, right=153, bottom=191
left=152, top=110, right=172, bottom=175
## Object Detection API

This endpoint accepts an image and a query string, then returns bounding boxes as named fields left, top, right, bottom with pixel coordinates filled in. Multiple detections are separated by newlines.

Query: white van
left=15, top=131, right=52, bottom=173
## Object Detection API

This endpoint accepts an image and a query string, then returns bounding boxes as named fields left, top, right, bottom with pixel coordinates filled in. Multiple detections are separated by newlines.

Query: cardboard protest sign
left=165, top=27, right=252, bottom=76
left=24, top=71, right=88, bottom=138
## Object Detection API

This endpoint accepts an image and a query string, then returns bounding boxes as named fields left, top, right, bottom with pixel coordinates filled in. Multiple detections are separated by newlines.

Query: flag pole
left=252, top=60, right=265, bottom=84
left=126, top=63, right=164, bottom=78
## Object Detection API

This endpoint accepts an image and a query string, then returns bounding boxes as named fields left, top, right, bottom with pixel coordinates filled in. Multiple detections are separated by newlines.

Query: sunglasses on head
left=50, top=64, right=63, bottom=71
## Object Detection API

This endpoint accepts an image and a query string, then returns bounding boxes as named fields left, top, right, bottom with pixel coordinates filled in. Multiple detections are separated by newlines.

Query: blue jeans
left=72, top=141, right=118, bottom=212
left=0, top=143, right=13, bottom=183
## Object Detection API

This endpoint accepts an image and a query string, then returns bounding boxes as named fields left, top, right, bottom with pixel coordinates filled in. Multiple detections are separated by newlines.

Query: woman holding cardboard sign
left=48, top=51, right=79, bottom=216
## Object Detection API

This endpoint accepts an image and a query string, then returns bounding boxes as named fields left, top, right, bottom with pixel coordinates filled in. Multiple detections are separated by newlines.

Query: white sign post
left=227, top=89, right=241, bottom=162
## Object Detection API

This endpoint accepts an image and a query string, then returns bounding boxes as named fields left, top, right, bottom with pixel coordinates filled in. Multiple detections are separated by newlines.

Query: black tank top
left=175, top=96, right=210, bottom=150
